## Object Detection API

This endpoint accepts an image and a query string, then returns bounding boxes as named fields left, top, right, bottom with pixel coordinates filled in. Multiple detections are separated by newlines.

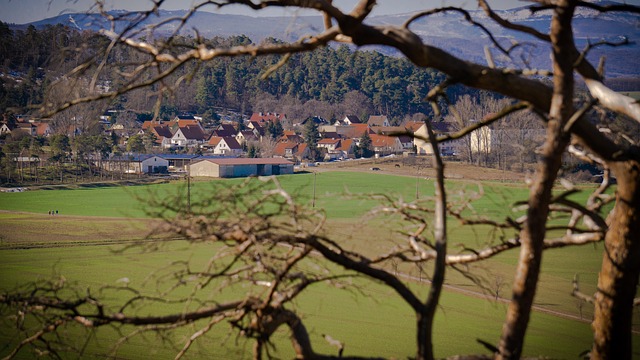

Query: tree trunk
left=416, top=310, right=430, bottom=360
left=591, top=160, right=640, bottom=359
left=498, top=1, right=575, bottom=357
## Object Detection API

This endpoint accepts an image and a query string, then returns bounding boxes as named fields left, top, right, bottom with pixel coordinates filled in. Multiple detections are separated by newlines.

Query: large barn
left=189, top=158, right=294, bottom=178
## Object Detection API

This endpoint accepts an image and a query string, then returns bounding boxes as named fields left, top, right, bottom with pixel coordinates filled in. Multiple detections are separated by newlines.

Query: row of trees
left=1, top=22, right=454, bottom=121
left=0, top=130, right=127, bottom=184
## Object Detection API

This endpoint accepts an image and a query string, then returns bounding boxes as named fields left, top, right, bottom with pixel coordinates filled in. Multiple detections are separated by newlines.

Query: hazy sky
left=1, top=0, right=620, bottom=24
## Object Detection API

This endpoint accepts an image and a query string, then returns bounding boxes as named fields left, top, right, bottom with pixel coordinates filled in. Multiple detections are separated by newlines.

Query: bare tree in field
left=2, top=1, right=640, bottom=360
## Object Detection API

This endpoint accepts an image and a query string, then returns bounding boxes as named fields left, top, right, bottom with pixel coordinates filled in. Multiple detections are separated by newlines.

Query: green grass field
left=0, top=172, right=637, bottom=358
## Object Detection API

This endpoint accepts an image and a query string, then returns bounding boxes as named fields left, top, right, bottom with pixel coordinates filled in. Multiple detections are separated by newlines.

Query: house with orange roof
left=249, top=112, right=287, bottom=124
left=336, top=138, right=355, bottom=159
left=279, top=130, right=303, bottom=143
left=340, top=123, right=373, bottom=139
left=168, top=115, right=202, bottom=132
left=273, top=141, right=308, bottom=161
left=36, top=122, right=52, bottom=137
left=370, top=134, right=403, bottom=156
left=317, top=138, right=342, bottom=152
left=141, top=120, right=164, bottom=130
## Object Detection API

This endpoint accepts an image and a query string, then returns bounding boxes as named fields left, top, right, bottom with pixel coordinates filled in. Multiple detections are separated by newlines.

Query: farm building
left=102, top=155, right=169, bottom=174
left=189, top=158, right=294, bottom=178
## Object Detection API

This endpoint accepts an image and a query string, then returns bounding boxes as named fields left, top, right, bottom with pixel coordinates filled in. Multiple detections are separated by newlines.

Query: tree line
left=0, top=22, right=466, bottom=121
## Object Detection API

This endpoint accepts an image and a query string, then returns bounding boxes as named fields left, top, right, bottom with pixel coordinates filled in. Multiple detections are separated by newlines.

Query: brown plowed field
left=308, top=157, right=528, bottom=183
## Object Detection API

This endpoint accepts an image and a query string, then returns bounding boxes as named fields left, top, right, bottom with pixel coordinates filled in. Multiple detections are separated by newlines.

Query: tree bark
left=497, top=1, right=575, bottom=358
left=591, top=160, right=640, bottom=359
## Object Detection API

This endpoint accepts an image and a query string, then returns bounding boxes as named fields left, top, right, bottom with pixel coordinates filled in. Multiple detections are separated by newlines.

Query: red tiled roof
left=337, top=138, right=354, bottom=151
left=142, top=120, right=164, bottom=130
left=170, top=119, right=201, bottom=129
left=208, top=136, right=222, bottom=146
left=36, top=122, right=51, bottom=136
left=178, top=125, right=207, bottom=140
left=295, top=143, right=308, bottom=157
left=370, top=134, right=398, bottom=147
left=318, top=138, right=341, bottom=145
left=404, top=121, right=424, bottom=132
left=273, top=141, right=297, bottom=156
left=250, top=112, right=286, bottom=122
left=152, top=125, right=173, bottom=139
left=343, top=124, right=373, bottom=138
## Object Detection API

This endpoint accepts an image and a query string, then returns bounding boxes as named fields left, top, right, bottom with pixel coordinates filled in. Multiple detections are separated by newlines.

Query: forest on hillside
left=0, top=21, right=461, bottom=123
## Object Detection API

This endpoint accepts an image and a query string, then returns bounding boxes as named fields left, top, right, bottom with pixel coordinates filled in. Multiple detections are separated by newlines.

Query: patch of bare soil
left=311, top=157, right=528, bottom=183
left=0, top=211, right=159, bottom=248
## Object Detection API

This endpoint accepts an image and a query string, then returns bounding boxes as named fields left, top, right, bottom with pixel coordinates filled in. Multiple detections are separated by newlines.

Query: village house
left=249, top=112, right=287, bottom=125
left=206, top=136, right=243, bottom=156
left=246, top=121, right=266, bottom=137
left=298, top=116, right=329, bottom=130
left=141, top=120, right=165, bottom=130
left=211, top=123, right=237, bottom=137
left=317, top=138, right=342, bottom=152
left=273, top=141, right=308, bottom=161
left=407, top=120, right=458, bottom=156
left=0, top=122, right=12, bottom=135
left=3, top=122, right=39, bottom=137
left=367, top=115, right=391, bottom=127
left=335, top=138, right=355, bottom=159
left=342, top=123, right=374, bottom=140
left=235, top=130, right=259, bottom=145
left=36, top=122, right=52, bottom=137
left=149, top=125, right=174, bottom=149
left=334, top=115, right=362, bottom=126
left=168, top=115, right=202, bottom=132
left=370, top=134, right=403, bottom=156
left=279, top=130, right=303, bottom=144
left=170, top=125, right=208, bottom=149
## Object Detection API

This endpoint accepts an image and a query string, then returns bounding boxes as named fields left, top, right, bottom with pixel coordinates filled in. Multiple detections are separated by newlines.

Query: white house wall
left=140, top=156, right=169, bottom=173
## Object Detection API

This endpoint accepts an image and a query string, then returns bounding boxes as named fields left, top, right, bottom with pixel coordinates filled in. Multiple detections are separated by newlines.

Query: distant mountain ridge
left=10, top=1, right=640, bottom=77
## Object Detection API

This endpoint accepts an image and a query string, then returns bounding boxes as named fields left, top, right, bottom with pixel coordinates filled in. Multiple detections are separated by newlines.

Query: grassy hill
left=0, top=171, right=636, bottom=358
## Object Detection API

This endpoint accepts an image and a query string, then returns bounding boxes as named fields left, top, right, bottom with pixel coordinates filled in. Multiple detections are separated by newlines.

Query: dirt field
left=309, top=157, right=528, bottom=183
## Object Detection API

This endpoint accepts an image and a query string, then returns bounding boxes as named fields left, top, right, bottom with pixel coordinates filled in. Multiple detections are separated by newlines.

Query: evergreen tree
left=303, top=118, right=320, bottom=160
left=357, top=131, right=373, bottom=158
left=126, top=134, right=145, bottom=154
left=265, top=120, right=283, bottom=140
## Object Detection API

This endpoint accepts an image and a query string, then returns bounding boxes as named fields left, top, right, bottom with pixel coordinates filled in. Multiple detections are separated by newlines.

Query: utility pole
left=186, top=159, right=191, bottom=213
left=415, top=164, right=420, bottom=200
left=312, top=171, right=317, bottom=208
